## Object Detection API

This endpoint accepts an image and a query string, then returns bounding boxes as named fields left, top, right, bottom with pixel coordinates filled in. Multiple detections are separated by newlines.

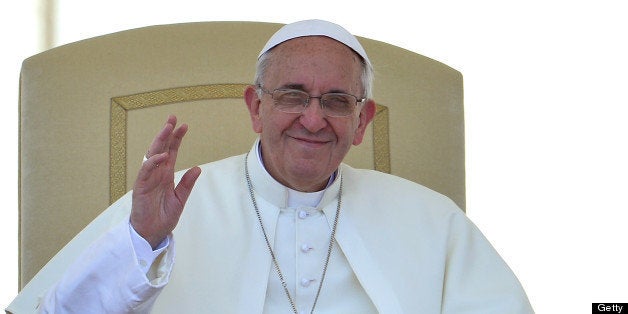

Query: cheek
left=259, top=107, right=292, bottom=137
left=330, top=119, right=360, bottom=147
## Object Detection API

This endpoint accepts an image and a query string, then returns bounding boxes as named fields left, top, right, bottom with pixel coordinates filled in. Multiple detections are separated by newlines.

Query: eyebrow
left=281, top=83, right=306, bottom=90
left=278, top=83, right=349, bottom=94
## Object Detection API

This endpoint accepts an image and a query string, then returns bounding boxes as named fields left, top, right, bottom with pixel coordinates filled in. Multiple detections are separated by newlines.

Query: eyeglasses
left=257, top=86, right=365, bottom=117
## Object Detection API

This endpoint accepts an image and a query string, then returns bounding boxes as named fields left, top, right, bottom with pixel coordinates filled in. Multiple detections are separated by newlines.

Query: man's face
left=245, top=36, right=375, bottom=192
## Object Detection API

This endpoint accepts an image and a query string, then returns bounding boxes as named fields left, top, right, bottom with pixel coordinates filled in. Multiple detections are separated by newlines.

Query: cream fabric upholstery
left=18, top=21, right=464, bottom=289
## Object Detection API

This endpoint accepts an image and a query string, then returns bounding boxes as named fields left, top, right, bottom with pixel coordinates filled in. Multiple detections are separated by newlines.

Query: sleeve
left=441, top=212, right=535, bottom=314
left=35, top=219, right=176, bottom=314
left=130, top=223, right=170, bottom=275
left=5, top=192, right=176, bottom=314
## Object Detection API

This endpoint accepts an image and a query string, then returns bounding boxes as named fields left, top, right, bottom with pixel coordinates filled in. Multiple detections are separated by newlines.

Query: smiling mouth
left=291, top=136, right=330, bottom=147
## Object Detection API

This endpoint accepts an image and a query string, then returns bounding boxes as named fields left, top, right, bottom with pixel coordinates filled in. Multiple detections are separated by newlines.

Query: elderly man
left=8, top=20, right=533, bottom=313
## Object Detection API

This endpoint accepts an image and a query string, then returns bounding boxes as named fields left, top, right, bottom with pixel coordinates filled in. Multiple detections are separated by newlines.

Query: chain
left=244, top=152, right=342, bottom=314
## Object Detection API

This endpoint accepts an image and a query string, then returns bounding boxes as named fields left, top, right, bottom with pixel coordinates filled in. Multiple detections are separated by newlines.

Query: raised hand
left=130, top=115, right=202, bottom=249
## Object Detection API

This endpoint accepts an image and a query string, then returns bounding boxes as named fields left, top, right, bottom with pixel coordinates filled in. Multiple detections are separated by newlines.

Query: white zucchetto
left=258, top=19, right=371, bottom=67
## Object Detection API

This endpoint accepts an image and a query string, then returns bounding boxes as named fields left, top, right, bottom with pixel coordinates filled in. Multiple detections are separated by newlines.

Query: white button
left=300, top=278, right=314, bottom=287
left=139, top=260, right=147, bottom=268
left=301, top=244, right=313, bottom=253
left=298, top=210, right=308, bottom=219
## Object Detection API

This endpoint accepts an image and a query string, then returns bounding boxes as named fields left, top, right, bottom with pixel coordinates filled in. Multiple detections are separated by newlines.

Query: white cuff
left=129, top=222, right=169, bottom=274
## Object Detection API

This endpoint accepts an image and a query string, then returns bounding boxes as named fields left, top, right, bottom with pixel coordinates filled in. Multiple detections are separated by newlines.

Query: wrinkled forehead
left=264, top=37, right=364, bottom=91
left=259, top=19, right=371, bottom=67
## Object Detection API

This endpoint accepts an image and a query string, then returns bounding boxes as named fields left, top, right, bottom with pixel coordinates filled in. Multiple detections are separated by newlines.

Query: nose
left=299, top=97, right=327, bottom=133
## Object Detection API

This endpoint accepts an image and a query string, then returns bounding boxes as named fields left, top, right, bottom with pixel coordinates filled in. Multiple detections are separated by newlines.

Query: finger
left=173, top=166, right=202, bottom=206
left=166, top=123, right=189, bottom=166
left=147, top=115, right=178, bottom=158
left=137, top=152, right=170, bottom=181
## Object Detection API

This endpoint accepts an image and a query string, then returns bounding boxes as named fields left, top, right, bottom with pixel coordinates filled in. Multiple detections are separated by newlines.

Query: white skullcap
left=258, top=19, right=371, bottom=67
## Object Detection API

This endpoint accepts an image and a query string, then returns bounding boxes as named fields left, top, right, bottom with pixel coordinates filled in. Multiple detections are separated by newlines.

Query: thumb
left=174, top=166, right=202, bottom=205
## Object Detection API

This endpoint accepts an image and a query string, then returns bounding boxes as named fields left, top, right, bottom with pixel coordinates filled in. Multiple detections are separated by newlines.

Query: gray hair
left=254, top=48, right=374, bottom=100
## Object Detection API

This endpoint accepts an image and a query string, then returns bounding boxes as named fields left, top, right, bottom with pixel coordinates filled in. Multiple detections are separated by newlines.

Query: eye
left=323, top=94, right=352, bottom=108
left=276, top=90, right=307, bottom=106
left=284, top=91, right=304, bottom=99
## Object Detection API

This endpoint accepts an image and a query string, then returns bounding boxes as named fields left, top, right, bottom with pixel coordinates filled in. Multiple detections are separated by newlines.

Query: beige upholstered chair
left=17, top=21, right=464, bottom=293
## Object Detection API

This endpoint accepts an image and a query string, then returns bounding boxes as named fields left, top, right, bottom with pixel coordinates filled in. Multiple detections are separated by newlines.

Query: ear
left=244, top=85, right=263, bottom=133
left=352, top=99, right=376, bottom=146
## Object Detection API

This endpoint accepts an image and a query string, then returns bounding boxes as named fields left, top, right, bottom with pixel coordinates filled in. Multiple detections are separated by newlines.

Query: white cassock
left=7, top=140, right=533, bottom=313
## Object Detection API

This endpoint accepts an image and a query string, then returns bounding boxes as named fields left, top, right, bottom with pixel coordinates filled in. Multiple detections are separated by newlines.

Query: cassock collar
left=246, top=139, right=342, bottom=209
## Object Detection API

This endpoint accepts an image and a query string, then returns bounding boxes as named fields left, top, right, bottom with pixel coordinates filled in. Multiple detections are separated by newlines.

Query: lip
left=290, top=135, right=331, bottom=148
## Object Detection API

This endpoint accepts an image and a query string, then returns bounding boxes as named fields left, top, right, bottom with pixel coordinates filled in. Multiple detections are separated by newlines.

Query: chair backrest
left=18, top=21, right=464, bottom=289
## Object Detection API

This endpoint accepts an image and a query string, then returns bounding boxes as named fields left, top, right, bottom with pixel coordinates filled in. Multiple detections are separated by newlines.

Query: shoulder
left=339, top=164, right=464, bottom=222
left=341, top=164, right=459, bottom=208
